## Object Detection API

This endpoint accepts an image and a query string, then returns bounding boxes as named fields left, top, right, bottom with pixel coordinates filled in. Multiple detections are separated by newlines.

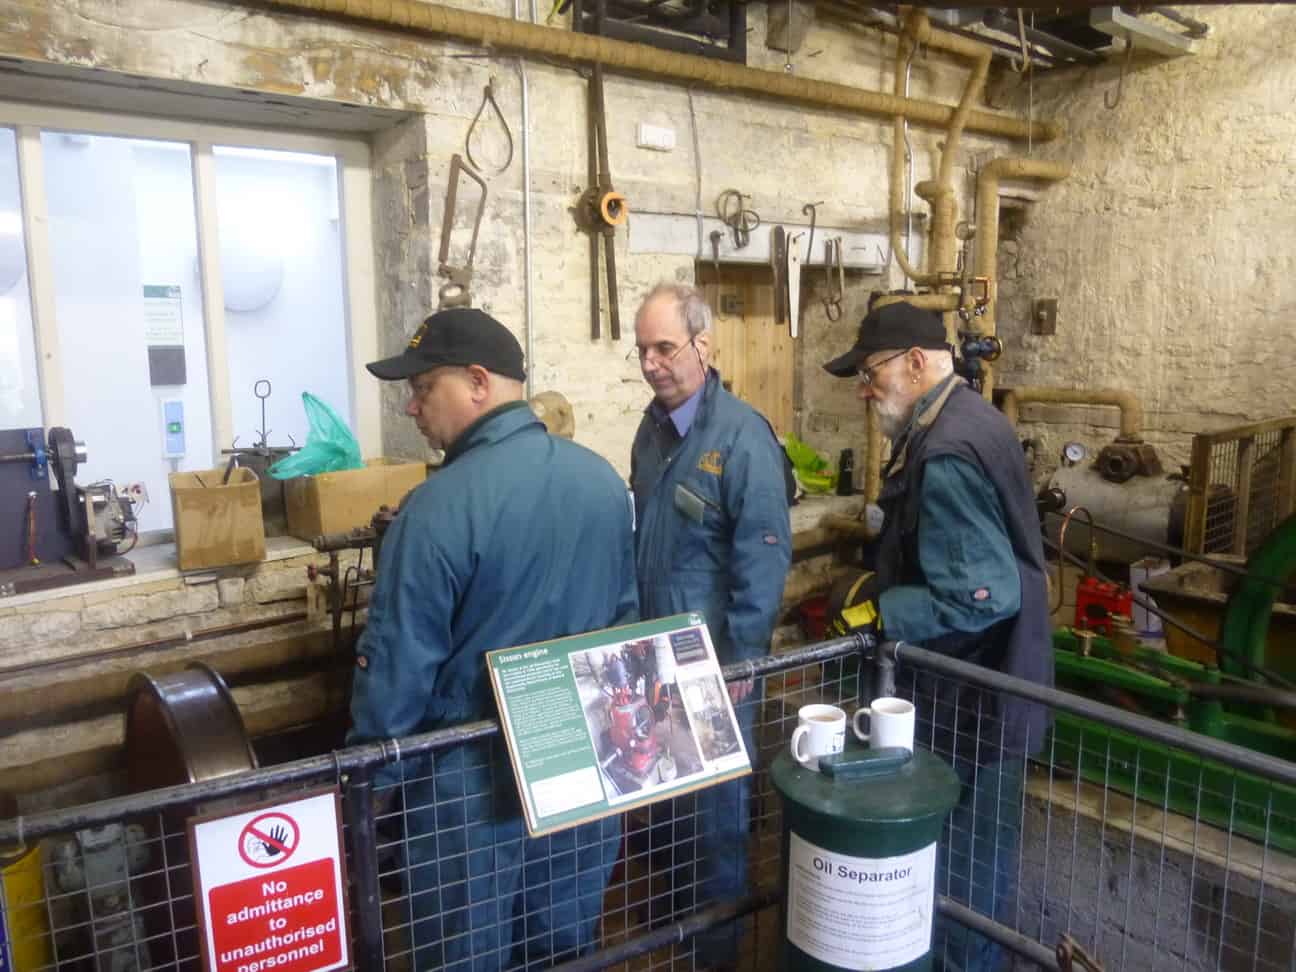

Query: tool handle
left=819, top=746, right=911, bottom=780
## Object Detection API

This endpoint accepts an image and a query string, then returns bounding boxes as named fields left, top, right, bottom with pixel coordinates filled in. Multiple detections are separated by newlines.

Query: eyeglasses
left=626, top=339, right=696, bottom=365
left=857, top=349, right=908, bottom=386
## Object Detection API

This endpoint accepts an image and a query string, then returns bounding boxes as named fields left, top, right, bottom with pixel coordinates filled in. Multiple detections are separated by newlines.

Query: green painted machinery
left=1049, top=514, right=1296, bottom=852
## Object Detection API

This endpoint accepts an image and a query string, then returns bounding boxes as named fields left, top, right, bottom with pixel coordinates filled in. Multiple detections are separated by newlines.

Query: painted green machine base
left=1051, top=629, right=1296, bottom=854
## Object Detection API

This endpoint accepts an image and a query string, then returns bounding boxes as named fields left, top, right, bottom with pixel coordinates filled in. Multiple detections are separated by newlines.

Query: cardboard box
left=285, top=458, right=427, bottom=541
left=169, top=467, right=267, bottom=571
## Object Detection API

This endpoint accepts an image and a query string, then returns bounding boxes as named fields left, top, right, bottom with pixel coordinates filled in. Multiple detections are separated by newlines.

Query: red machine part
left=1074, top=575, right=1134, bottom=636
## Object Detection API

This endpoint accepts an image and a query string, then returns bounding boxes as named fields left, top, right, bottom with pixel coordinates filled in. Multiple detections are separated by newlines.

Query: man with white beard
left=822, top=299, right=1052, bottom=972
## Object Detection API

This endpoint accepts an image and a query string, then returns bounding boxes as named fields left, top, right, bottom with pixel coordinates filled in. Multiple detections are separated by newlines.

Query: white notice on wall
left=786, top=832, right=935, bottom=971
left=143, top=284, right=184, bottom=345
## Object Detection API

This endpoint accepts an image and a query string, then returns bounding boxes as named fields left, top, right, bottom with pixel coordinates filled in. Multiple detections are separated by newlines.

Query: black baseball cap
left=366, top=308, right=526, bottom=382
left=823, top=302, right=949, bottom=378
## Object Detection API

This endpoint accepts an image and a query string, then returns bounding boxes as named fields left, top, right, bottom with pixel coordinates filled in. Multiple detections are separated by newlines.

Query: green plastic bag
left=785, top=432, right=838, bottom=494
left=267, top=393, right=364, bottom=479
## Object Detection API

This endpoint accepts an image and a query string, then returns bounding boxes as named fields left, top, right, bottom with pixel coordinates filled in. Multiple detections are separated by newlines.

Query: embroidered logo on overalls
left=698, top=450, right=723, bottom=475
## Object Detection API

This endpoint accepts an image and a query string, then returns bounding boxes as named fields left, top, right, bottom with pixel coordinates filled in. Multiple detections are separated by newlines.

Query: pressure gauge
left=1062, top=441, right=1088, bottom=467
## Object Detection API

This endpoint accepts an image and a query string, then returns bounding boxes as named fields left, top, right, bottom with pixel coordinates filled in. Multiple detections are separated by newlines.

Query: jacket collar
left=645, top=368, right=722, bottom=435
left=443, top=400, right=536, bottom=464
left=885, top=373, right=962, bottom=479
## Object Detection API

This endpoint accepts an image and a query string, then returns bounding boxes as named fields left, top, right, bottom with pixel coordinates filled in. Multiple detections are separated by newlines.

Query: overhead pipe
left=973, top=157, right=1070, bottom=398
left=1000, top=387, right=1143, bottom=441
left=241, top=0, right=1058, bottom=142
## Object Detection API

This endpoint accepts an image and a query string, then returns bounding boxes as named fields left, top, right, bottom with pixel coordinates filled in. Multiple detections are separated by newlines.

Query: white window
left=0, top=104, right=378, bottom=534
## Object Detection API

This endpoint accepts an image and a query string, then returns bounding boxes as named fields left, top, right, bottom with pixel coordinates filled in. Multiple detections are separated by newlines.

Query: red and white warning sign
left=189, top=790, right=350, bottom=972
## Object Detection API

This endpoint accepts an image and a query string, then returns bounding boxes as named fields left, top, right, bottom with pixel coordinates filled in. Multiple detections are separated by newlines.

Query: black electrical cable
left=1042, top=533, right=1296, bottom=691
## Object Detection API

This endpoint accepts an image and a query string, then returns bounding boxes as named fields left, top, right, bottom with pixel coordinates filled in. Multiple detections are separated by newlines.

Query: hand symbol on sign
left=261, top=824, right=288, bottom=857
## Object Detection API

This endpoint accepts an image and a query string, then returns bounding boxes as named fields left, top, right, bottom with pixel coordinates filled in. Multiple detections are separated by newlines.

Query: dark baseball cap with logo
left=366, top=308, right=527, bottom=382
left=822, top=301, right=949, bottom=378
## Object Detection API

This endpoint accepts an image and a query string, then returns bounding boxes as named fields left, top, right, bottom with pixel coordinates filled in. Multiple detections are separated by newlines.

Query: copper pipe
left=244, top=0, right=1057, bottom=142
left=872, top=292, right=959, bottom=311
left=888, top=11, right=994, bottom=288
left=1000, top=386, right=1143, bottom=440
left=973, top=158, right=1070, bottom=398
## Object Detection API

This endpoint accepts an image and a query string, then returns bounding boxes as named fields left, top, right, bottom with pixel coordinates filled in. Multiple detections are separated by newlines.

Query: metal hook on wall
left=1105, top=41, right=1134, bottom=110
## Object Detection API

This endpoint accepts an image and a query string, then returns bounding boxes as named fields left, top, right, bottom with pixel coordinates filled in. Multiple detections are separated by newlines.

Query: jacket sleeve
left=348, top=508, right=461, bottom=745
left=878, top=454, right=1021, bottom=643
left=721, top=422, right=793, bottom=661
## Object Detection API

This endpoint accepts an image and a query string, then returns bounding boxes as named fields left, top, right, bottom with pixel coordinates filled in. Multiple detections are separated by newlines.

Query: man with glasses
left=823, top=299, right=1051, bottom=972
left=350, top=307, right=638, bottom=970
left=629, top=282, right=792, bottom=970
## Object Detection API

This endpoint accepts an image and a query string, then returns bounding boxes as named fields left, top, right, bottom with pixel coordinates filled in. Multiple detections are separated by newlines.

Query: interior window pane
left=41, top=132, right=214, bottom=532
left=0, top=127, right=41, bottom=430
left=213, top=146, right=351, bottom=451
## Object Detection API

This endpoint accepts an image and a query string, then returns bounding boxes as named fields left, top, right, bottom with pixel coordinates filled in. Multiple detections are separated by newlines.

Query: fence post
left=342, top=765, right=385, bottom=972
left=875, top=640, right=898, bottom=697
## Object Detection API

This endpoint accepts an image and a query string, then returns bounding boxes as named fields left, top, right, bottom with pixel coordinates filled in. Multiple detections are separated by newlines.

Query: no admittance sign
left=188, top=790, right=350, bottom=972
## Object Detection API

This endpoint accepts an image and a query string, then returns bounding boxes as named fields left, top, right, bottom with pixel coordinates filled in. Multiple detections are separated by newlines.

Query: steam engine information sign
left=188, top=790, right=350, bottom=972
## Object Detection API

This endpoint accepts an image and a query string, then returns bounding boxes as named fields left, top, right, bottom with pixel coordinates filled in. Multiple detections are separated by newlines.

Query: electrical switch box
left=636, top=123, right=676, bottom=152
left=161, top=398, right=186, bottom=459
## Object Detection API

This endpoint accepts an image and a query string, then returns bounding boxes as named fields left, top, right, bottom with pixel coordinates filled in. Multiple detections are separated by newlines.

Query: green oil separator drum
left=771, top=743, right=961, bottom=971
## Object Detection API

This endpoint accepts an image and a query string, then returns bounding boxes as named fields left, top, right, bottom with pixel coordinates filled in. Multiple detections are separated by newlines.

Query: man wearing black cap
left=351, top=307, right=639, bottom=970
left=824, top=300, right=1051, bottom=972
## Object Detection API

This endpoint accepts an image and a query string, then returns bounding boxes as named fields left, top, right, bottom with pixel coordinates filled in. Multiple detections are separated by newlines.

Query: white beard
left=876, top=396, right=913, bottom=440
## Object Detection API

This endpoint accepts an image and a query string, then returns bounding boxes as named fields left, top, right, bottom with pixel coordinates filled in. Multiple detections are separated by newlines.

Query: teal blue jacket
left=630, top=371, right=792, bottom=664
left=350, top=402, right=639, bottom=741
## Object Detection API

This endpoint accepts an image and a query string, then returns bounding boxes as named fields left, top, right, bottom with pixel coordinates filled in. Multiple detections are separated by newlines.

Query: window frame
left=0, top=100, right=380, bottom=461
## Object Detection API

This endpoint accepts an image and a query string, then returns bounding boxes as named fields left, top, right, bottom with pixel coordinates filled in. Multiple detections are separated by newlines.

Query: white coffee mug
left=790, top=704, right=847, bottom=771
left=853, top=697, right=916, bottom=752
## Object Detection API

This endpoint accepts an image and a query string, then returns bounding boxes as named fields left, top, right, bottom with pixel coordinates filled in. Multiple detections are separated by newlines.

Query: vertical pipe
left=343, top=766, right=385, bottom=972
left=973, top=158, right=1070, bottom=399
left=515, top=0, right=536, bottom=393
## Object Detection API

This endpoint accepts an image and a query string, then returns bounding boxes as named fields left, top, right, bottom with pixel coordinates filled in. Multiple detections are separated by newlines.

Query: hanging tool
left=709, top=229, right=723, bottom=288
left=801, top=200, right=823, bottom=265
left=575, top=63, right=627, bottom=341
left=437, top=154, right=488, bottom=310
left=464, top=77, right=515, bottom=177
left=770, top=226, right=788, bottom=326
left=786, top=230, right=804, bottom=338
left=717, top=189, right=760, bottom=249
left=823, top=237, right=844, bottom=322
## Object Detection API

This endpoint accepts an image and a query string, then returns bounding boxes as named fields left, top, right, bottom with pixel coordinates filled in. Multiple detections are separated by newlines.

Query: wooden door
left=698, top=264, right=794, bottom=437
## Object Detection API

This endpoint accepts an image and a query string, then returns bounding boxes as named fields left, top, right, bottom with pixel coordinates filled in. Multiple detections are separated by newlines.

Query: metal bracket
left=24, top=428, right=46, bottom=480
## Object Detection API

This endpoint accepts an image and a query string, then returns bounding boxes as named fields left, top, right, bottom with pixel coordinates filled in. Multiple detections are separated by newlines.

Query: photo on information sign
left=570, top=632, right=711, bottom=799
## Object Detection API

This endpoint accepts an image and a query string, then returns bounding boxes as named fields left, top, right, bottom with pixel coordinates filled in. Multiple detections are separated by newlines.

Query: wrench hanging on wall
left=823, top=237, right=844, bottom=321
left=437, top=154, right=488, bottom=310
left=770, top=226, right=788, bottom=326
left=575, top=63, right=627, bottom=341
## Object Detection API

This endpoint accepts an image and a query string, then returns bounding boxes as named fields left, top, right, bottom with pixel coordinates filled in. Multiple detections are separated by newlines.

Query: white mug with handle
left=790, top=703, right=847, bottom=771
left=853, top=697, right=916, bottom=752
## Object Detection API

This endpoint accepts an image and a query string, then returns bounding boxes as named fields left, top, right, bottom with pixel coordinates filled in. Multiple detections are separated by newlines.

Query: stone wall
left=0, top=0, right=1024, bottom=478
left=993, top=5, right=1296, bottom=480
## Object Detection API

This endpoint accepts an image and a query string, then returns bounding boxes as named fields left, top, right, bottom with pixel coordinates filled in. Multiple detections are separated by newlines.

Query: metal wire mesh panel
left=896, top=661, right=1296, bottom=972
left=367, top=650, right=862, bottom=972
left=8, top=638, right=1296, bottom=972
left=1189, top=420, right=1296, bottom=557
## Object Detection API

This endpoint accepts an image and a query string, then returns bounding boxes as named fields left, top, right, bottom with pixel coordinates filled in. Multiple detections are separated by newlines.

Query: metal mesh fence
left=1192, top=422, right=1295, bottom=558
left=5, top=638, right=1296, bottom=972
